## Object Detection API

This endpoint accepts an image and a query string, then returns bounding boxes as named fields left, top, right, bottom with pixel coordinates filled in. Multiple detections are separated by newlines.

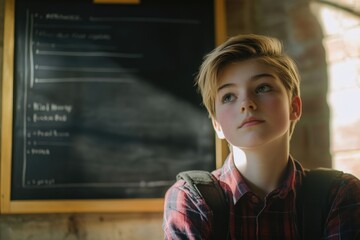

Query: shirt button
left=251, top=195, right=260, bottom=204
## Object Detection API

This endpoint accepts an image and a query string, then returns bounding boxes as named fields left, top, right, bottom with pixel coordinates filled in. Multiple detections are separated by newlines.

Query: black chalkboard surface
left=10, top=0, right=217, bottom=201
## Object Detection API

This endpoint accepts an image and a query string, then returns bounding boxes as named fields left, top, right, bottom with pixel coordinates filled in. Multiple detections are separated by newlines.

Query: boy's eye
left=256, top=84, right=272, bottom=94
left=221, top=93, right=236, bottom=103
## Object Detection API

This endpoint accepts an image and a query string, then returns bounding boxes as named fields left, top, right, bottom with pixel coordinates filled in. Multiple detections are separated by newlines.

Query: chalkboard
left=1, top=0, right=226, bottom=212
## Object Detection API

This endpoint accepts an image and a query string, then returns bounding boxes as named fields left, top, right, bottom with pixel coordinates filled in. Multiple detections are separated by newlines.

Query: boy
left=162, top=34, right=360, bottom=239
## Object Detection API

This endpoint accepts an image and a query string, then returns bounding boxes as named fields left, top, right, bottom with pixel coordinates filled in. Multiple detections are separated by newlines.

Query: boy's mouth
left=239, top=117, right=265, bottom=128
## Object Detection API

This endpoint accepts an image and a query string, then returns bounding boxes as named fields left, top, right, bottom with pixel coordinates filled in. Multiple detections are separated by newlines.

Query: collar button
left=251, top=195, right=260, bottom=204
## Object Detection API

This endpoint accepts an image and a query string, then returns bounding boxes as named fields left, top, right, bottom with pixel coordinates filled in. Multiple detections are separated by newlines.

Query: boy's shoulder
left=164, top=171, right=217, bottom=221
left=339, top=172, right=360, bottom=185
left=300, top=168, right=360, bottom=194
left=327, top=171, right=360, bottom=200
left=298, top=168, right=360, bottom=206
left=299, top=170, right=360, bottom=239
left=173, top=170, right=224, bottom=200
left=165, top=172, right=209, bottom=203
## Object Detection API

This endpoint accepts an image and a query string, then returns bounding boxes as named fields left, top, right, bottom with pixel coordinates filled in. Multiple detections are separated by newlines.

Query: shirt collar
left=217, top=153, right=298, bottom=204
left=275, top=156, right=297, bottom=199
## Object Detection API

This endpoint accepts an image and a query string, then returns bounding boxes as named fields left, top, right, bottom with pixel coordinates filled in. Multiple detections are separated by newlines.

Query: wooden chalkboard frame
left=0, top=0, right=227, bottom=214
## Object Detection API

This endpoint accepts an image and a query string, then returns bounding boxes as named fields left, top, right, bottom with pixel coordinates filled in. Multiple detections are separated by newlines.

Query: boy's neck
left=232, top=138, right=290, bottom=199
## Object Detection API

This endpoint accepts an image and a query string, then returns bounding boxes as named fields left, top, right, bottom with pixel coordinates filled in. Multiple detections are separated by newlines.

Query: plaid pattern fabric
left=163, top=154, right=360, bottom=239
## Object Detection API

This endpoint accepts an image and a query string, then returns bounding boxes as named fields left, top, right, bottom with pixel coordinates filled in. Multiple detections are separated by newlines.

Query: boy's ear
left=290, top=95, right=302, bottom=120
left=212, top=118, right=225, bottom=139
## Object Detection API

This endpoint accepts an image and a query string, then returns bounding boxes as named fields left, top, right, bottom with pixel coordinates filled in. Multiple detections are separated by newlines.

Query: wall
left=0, top=0, right=330, bottom=239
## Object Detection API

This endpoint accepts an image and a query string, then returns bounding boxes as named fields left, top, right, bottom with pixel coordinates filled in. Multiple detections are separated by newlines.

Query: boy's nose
left=240, top=98, right=257, bottom=112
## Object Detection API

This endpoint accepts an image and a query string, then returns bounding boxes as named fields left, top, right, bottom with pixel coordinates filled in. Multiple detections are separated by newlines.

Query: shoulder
left=325, top=172, right=360, bottom=237
left=164, top=179, right=212, bottom=218
left=304, top=170, right=360, bottom=207
left=341, top=172, right=360, bottom=185
left=330, top=172, right=360, bottom=204
left=163, top=179, right=213, bottom=239
left=338, top=172, right=360, bottom=186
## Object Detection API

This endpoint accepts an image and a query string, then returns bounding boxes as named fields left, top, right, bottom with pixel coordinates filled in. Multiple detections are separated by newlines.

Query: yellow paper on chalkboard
left=94, top=0, right=140, bottom=4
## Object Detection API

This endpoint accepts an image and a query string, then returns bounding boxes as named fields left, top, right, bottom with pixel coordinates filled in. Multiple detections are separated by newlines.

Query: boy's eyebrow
left=217, top=73, right=275, bottom=92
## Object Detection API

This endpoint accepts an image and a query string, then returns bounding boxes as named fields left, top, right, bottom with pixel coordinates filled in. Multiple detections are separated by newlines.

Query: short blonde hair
left=196, top=34, right=301, bottom=136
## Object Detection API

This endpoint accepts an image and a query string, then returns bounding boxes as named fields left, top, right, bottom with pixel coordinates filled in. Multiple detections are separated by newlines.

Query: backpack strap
left=297, top=168, right=343, bottom=239
left=177, top=170, right=229, bottom=240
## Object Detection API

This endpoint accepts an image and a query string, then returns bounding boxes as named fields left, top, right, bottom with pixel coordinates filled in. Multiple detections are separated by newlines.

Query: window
left=312, top=0, right=360, bottom=178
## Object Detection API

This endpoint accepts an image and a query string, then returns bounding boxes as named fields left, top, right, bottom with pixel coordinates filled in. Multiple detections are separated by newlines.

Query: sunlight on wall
left=313, top=1, right=360, bottom=178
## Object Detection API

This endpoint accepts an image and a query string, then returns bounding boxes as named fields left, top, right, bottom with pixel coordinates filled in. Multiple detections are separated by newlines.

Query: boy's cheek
left=216, top=111, right=238, bottom=132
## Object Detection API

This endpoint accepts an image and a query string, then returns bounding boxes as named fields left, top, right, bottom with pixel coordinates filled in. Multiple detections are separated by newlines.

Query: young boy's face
left=212, top=59, right=300, bottom=149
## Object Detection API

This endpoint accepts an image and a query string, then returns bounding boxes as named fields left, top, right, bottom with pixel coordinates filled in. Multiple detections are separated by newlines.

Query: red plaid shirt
left=163, top=155, right=360, bottom=239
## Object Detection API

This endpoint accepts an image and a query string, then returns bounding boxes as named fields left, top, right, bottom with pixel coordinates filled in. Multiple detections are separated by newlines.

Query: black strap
left=177, top=170, right=229, bottom=240
left=297, top=168, right=343, bottom=239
